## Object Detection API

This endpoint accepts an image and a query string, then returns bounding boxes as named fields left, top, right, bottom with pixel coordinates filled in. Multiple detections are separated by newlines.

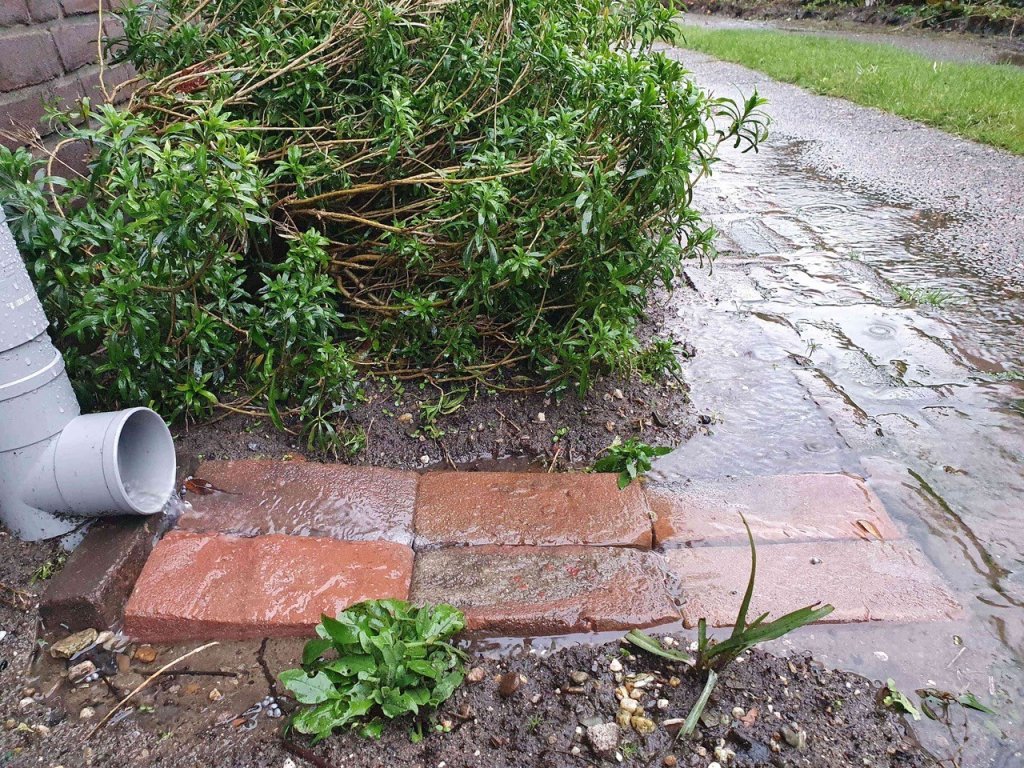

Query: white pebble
left=657, top=699, right=670, bottom=710
left=609, top=658, right=623, bottom=673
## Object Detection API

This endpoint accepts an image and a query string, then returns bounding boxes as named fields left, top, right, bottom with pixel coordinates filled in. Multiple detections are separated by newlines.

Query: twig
left=282, top=737, right=335, bottom=768
left=0, top=582, right=33, bottom=611
left=86, top=642, right=219, bottom=738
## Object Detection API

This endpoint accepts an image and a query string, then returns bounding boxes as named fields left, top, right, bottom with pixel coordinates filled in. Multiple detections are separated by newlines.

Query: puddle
left=649, top=138, right=1024, bottom=765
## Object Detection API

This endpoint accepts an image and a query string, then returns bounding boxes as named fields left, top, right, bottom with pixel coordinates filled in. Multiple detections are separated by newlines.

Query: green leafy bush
left=0, top=0, right=767, bottom=450
left=280, top=600, right=467, bottom=742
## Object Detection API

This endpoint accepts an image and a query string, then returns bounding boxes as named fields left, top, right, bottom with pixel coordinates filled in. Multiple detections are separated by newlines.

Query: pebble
left=613, top=388, right=624, bottom=400
left=571, top=746, right=581, bottom=756
left=569, top=671, right=590, bottom=685
left=67, top=660, right=96, bottom=683
left=630, top=716, right=656, bottom=735
left=79, top=707, right=95, bottom=720
left=18, top=698, right=34, bottom=710
left=497, top=672, right=521, bottom=698
left=95, top=630, right=114, bottom=647
left=608, top=658, right=623, bottom=673
left=420, top=455, right=430, bottom=465
left=605, top=421, right=616, bottom=433
left=398, top=412, right=413, bottom=424
left=782, top=724, right=808, bottom=751
left=619, top=698, right=639, bottom=714
left=657, top=698, right=670, bottom=710
left=115, top=653, right=131, bottom=674
left=209, top=688, right=223, bottom=702
left=810, top=557, right=822, bottom=565
left=732, top=707, right=746, bottom=719
left=663, top=757, right=677, bottom=767
left=134, top=645, right=158, bottom=664
left=530, top=693, right=542, bottom=704
left=49, top=629, right=97, bottom=659
left=536, top=412, right=546, bottom=423
left=466, top=667, right=485, bottom=683
left=586, top=722, right=620, bottom=758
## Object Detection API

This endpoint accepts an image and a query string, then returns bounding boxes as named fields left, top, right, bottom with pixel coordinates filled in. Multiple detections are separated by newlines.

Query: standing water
left=650, top=136, right=1024, bottom=765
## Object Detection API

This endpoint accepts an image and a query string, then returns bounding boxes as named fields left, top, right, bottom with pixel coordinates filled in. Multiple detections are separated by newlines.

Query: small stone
left=95, top=630, right=114, bottom=647
left=613, top=388, right=624, bottom=400
left=586, top=723, right=620, bottom=758
left=79, top=707, right=95, bottom=720
left=615, top=710, right=632, bottom=728
left=810, top=557, right=822, bottom=565
left=782, top=724, right=807, bottom=751
left=708, top=763, right=722, bottom=768
left=49, top=628, right=97, bottom=659
left=571, top=746, right=581, bottom=756
left=497, top=672, right=521, bottom=698
left=398, top=413, right=413, bottom=424
left=420, top=455, right=430, bottom=465
left=663, top=757, right=677, bottom=767
left=668, top=676, right=681, bottom=687
left=467, top=667, right=485, bottom=683
left=134, top=645, right=158, bottom=664
left=657, top=698, right=669, bottom=710
left=115, top=653, right=131, bottom=674
left=536, top=412, right=546, bottom=423
left=208, top=688, right=223, bottom=702
left=609, top=658, right=623, bottom=673
left=31, top=724, right=50, bottom=737
left=714, top=745, right=736, bottom=764
left=569, top=671, right=590, bottom=685
left=619, top=698, right=639, bottom=714
left=631, top=716, right=656, bottom=735
left=67, top=660, right=97, bottom=683
left=605, top=421, right=616, bottom=433
left=18, top=698, right=34, bottom=710
left=732, top=707, right=745, bottom=719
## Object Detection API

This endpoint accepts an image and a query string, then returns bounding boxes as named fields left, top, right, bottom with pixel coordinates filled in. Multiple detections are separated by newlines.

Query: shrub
left=0, top=0, right=767, bottom=451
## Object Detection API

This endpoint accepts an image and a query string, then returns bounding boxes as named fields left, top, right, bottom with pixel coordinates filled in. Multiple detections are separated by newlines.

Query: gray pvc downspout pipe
left=0, top=208, right=177, bottom=541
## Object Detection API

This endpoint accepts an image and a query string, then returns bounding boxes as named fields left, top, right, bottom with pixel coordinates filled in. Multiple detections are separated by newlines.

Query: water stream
left=648, top=138, right=1023, bottom=765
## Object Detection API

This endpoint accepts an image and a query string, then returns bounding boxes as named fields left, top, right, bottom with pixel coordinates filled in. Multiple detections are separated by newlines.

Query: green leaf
left=302, top=638, right=333, bottom=666
left=883, top=679, right=922, bottom=721
left=623, top=629, right=692, bottom=663
left=957, top=692, right=996, bottom=714
left=280, top=669, right=337, bottom=705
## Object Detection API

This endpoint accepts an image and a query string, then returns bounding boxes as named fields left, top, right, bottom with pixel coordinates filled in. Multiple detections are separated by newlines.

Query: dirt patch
left=1, top=606, right=930, bottom=768
left=685, top=0, right=1024, bottom=44
left=173, top=297, right=696, bottom=473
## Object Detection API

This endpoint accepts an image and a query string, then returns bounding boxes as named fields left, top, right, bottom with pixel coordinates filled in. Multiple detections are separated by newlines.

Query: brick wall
left=0, top=0, right=134, bottom=151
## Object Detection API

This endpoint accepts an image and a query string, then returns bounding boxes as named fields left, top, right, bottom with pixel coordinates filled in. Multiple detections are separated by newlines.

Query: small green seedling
left=592, top=438, right=672, bottom=489
left=884, top=679, right=921, bottom=720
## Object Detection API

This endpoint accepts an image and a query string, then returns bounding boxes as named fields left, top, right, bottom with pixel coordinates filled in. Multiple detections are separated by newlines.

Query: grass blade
left=730, top=513, right=757, bottom=638
left=623, top=629, right=692, bottom=663
left=680, top=670, right=718, bottom=739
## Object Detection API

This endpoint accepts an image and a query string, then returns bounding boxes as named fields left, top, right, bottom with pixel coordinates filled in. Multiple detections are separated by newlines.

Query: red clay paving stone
left=410, top=545, right=679, bottom=634
left=178, top=460, right=417, bottom=545
left=414, top=471, right=653, bottom=550
left=124, top=531, right=414, bottom=642
left=650, top=473, right=902, bottom=548
left=668, top=539, right=961, bottom=628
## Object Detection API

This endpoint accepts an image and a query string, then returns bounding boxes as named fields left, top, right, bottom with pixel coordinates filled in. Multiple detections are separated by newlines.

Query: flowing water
left=647, top=137, right=1024, bottom=765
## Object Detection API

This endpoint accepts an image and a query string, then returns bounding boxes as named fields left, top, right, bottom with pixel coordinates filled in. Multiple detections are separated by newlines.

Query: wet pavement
left=653, top=46, right=1024, bottom=766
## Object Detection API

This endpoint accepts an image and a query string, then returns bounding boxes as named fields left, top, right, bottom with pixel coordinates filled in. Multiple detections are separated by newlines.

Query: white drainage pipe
left=0, top=208, right=177, bottom=541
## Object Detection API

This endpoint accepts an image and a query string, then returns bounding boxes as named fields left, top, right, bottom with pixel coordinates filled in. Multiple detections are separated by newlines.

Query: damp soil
left=173, top=297, right=695, bottom=473
left=1, top=593, right=931, bottom=768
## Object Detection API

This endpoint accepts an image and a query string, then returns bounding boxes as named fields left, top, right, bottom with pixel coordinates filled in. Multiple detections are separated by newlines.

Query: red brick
left=0, top=77, right=83, bottom=144
left=40, top=515, right=163, bottom=633
left=52, top=18, right=100, bottom=71
left=124, top=532, right=414, bottom=642
left=410, top=545, right=679, bottom=634
left=26, top=0, right=59, bottom=22
left=668, top=539, right=960, bottom=628
left=0, top=0, right=31, bottom=25
left=61, top=0, right=117, bottom=15
left=650, top=474, right=902, bottom=548
left=178, top=460, right=417, bottom=545
left=415, top=472, right=653, bottom=550
left=0, top=31, right=62, bottom=92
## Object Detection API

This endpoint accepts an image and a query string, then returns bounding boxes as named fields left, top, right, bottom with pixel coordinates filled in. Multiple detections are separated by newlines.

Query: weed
left=30, top=553, right=67, bottom=583
left=624, top=514, right=833, bottom=737
left=891, top=283, right=954, bottom=307
left=620, top=741, right=640, bottom=759
left=280, top=600, right=466, bottom=742
left=883, top=679, right=922, bottom=720
left=526, top=714, right=542, bottom=732
left=592, top=437, right=673, bottom=489
left=417, top=389, right=468, bottom=439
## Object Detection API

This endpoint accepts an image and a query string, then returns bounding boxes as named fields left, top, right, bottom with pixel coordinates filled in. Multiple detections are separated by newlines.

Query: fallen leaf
left=853, top=520, right=884, bottom=541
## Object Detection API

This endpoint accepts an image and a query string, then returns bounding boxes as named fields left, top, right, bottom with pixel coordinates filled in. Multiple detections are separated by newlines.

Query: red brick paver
left=124, top=532, right=414, bottom=642
left=650, top=473, right=901, bottom=547
left=179, top=460, right=417, bottom=545
left=410, top=545, right=678, bottom=634
left=415, top=472, right=653, bottom=549
left=668, top=539, right=960, bottom=628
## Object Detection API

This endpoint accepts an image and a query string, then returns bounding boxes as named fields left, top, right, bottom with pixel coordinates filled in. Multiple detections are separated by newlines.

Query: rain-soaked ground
left=644, top=46, right=1024, bottom=766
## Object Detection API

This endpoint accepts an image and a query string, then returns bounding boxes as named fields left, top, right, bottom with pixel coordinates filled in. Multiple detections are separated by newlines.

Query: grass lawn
left=676, top=25, right=1024, bottom=154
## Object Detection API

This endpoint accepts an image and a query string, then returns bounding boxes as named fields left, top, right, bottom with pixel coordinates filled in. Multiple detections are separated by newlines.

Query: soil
left=684, top=0, right=1024, bottom=44
left=1, top=559, right=931, bottom=768
left=173, top=294, right=696, bottom=473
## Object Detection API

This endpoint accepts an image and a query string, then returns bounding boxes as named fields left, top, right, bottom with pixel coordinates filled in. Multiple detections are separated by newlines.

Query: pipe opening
left=114, top=409, right=176, bottom=514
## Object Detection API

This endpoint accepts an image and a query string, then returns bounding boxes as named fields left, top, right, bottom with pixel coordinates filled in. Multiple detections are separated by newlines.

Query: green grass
left=676, top=25, right=1024, bottom=153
